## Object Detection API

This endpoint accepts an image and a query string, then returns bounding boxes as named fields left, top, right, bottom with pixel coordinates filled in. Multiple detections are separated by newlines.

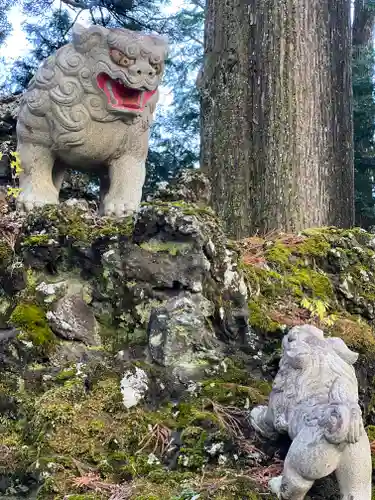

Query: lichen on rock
left=148, top=292, right=222, bottom=381
left=120, top=366, right=149, bottom=408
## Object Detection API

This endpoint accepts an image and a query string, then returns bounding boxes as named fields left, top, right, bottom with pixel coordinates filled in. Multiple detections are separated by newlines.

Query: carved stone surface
left=249, top=324, right=372, bottom=500
left=16, top=23, right=168, bottom=216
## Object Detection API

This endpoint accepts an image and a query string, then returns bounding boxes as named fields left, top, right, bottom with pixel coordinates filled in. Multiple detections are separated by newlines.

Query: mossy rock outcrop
left=238, top=228, right=375, bottom=419
left=0, top=170, right=375, bottom=499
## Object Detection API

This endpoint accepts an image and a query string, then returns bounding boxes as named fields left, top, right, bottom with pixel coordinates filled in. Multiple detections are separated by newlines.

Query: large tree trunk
left=200, top=0, right=354, bottom=238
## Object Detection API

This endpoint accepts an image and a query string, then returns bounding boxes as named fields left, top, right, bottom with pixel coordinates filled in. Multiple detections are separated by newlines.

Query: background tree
left=200, top=0, right=354, bottom=239
left=352, top=0, right=375, bottom=228
left=0, top=0, right=14, bottom=45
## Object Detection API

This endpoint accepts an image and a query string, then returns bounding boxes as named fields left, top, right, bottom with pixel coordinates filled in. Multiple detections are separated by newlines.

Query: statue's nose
left=131, top=62, right=156, bottom=78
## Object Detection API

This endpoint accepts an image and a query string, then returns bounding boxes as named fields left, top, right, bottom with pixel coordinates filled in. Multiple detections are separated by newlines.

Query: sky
left=0, top=0, right=185, bottom=105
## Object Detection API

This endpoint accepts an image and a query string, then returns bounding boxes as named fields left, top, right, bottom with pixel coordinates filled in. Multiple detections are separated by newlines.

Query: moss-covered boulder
left=1, top=171, right=375, bottom=498
left=0, top=172, right=269, bottom=499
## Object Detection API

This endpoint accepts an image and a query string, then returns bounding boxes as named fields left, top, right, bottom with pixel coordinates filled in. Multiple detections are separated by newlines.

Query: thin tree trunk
left=200, top=0, right=354, bottom=239
left=353, top=0, right=375, bottom=46
left=352, top=0, right=375, bottom=228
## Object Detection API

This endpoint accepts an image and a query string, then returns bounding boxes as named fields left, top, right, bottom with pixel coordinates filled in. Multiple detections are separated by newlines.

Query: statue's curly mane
left=273, top=334, right=358, bottom=413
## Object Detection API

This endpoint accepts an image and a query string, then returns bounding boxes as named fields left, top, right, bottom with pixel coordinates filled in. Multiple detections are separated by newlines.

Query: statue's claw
left=268, top=476, right=283, bottom=499
left=102, top=200, right=135, bottom=218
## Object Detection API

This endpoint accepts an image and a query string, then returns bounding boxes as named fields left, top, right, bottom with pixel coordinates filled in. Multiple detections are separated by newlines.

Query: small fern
left=300, top=296, right=337, bottom=326
left=0, top=151, right=23, bottom=199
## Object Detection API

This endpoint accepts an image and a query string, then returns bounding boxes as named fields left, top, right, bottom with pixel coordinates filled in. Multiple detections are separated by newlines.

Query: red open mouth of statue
left=97, top=73, right=156, bottom=112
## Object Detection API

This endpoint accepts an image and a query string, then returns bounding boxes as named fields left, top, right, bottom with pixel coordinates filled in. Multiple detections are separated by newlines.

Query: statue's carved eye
left=150, top=62, right=162, bottom=75
left=110, top=49, right=134, bottom=67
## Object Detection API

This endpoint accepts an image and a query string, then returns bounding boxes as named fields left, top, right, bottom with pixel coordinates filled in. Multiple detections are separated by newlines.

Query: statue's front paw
left=102, top=199, right=136, bottom=218
left=16, top=185, right=59, bottom=212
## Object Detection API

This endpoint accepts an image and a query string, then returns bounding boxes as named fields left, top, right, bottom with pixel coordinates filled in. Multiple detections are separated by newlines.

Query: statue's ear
left=149, top=33, right=169, bottom=57
left=72, top=22, right=87, bottom=39
left=150, top=33, right=169, bottom=47
left=326, top=337, right=359, bottom=365
left=72, top=22, right=108, bottom=53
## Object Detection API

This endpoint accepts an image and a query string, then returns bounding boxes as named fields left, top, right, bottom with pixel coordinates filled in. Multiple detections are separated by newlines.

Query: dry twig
left=136, top=423, right=172, bottom=456
left=70, top=471, right=134, bottom=499
left=247, top=460, right=284, bottom=488
left=210, top=400, right=246, bottom=439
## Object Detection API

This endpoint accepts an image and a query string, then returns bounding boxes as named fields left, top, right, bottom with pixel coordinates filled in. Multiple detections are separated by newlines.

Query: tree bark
left=200, top=0, right=354, bottom=238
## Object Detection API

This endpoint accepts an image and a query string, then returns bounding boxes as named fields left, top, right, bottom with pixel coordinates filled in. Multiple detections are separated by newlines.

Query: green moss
left=244, top=247, right=333, bottom=317
left=27, top=205, right=134, bottom=246
left=91, top=216, right=134, bottom=240
left=31, top=376, right=143, bottom=459
left=0, top=240, right=13, bottom=265
left=329, top=316, right=375, bottom=355
left=36, top=205, right=89, bottom=241
left=199, top=357, right=272, bottom=407
left=140, top=240, right=191, bottom=256
left=179, top=426, right=207, bottom=469
left=248, top=300, right=282, bottom=332
left=240, top=230, right=343, bottom=335
left=0, top=412, right=36, bottom=474
left=201, top=379, right=268, bottom=406
left=240, top=263, right=284, bottom=300
left=295, top=233, right=331, bottom=258
left=33, top=381, right=83, bottom=430
left=284, top=267, right=334, bottom=301
left=16, top=268, right=40, bottom=302
left=264, top=242, right=291, bottom=267
left=0, top=352, right=277, bottom=498
left=366, top=426, right=375, bottom=470
left=366, top=425, right=375, bottom=442
left=120, top=453, right=164, bottom=478
left=174, top=401, right=219, bottom=429
left=141, top=200, right=217, bottom=218
left=55, top=367, right=77, bottom=382
left=130, top=469, right=270, bottom=499
left=10, top=303, right=57, bottom=353
left=22, top=234, right=51, bottom=247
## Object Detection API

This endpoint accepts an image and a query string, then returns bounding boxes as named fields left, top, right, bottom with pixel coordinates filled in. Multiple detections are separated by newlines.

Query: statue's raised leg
left=16, top=142, right=59, bottom=211
left=335, top=433, right=372, bottom=500
left=102, top=155, right=146, bottom=217
left=249, top=405, right=279, bottom=440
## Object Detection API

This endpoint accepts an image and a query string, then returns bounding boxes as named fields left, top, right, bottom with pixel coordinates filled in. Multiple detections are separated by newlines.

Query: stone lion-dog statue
left=249, top=324, right=371, bottom=499
left=16, top=23, right=168, bottom=216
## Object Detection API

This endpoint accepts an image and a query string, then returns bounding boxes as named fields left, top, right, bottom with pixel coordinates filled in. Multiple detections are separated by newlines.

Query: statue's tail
left=321, top=402, right=363, bottom=445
